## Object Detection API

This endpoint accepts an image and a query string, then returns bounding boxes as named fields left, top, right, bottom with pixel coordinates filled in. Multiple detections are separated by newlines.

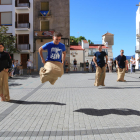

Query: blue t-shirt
left=117, top=55, right=126, bottom=69
left=42, top=41, right=66, bottom=62
left=94, top=51, right=107, bottom=68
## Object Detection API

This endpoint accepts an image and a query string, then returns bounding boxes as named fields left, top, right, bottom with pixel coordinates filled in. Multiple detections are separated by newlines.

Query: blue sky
left=70, top=0, right=140, bottom=57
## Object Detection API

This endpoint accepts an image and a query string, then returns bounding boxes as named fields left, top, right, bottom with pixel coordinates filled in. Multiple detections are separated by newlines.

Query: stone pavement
left=1, top=72, right=140, bottom=140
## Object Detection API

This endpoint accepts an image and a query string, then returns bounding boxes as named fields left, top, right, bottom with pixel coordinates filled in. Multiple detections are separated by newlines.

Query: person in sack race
left=93, top=45, right=108, bottom=86
left=39, top=32, right=66, bottom=85
left=116, top=50, right=127, bottom=82
left=0, top=43, right=12, bottom=101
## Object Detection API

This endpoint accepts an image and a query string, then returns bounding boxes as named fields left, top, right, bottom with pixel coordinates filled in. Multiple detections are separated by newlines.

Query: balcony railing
left=15, top=1, right=30, bottom=8
left=17, top=44, right=30, bottom=50
left=15, top=22, right=30, bottom=28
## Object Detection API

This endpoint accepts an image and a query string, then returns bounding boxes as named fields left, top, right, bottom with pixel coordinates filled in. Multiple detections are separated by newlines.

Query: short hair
left=53, top=32, right=63, bottom=37
left=98, top=45, right=102, bottom=48
left=0, top=43, right=4, bottom=47
left=120, top=49, right=124, bottom=52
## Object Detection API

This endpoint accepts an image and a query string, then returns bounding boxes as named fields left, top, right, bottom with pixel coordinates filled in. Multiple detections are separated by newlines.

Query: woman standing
left=107, top=58, right=112, bottom=73
left=130, top=57, right=133, bottom=74
left=132, top=58, right=136, bottom=73
left=19, top=62, right=23, bottom=75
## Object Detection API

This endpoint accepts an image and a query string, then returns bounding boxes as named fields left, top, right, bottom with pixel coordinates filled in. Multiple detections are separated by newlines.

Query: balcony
left=15, top=22, right=30, bottom=31
left=15, top=1, right=30, bottom=10
left=17, top=44, right=30, bottom=51
left=39, top=10, right=51, bottom=20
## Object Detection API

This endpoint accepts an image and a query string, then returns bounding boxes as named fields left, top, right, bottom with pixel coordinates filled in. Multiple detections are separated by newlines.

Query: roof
left=89, top=45, right=108, bottom=49
left=70, top=45, right=84, bottom=50
left=102, top=32, right=114, bottom=36
left=83, top=40, right=88, bottom=43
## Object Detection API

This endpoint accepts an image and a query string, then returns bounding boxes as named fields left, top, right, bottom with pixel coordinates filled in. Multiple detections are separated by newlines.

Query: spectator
left=11, top=60, right=15, bottom=77
left=86, top=60, right=89, bottom=72
left=132, top=58, right=136, bottom=73
left=91, top=59, right=96, bottom=72
left=126, top=60, right=129, bottom=73
left=19, top=62, right=23, bottom=75
left=16, top=60, right=20, bottom=76
left=73, top=59, right=77, bottom=71
left=107, top=58, right=112, bottom=73
left=27, top=59, right=33, bottom=75
left=130, top=57, right=133, bottom=74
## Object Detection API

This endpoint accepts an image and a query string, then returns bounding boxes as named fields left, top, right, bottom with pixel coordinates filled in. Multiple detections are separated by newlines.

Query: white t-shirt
left=27, top=61, right=32, bottom=67
left=108, top=61, right=112, bottom=66
left=91, top=61, right=94, bottom=65
left=133, top=60, right=136, bottom=66
left=130, top=59, right=133, bottom=65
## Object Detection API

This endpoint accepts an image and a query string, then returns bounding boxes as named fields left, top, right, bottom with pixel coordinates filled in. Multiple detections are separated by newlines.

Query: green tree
left=0, top=26, right=18, bottom=54
left=88, top=39, right=94, bottom=45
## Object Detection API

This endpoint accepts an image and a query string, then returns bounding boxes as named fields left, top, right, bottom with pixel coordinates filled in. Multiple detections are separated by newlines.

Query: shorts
left=74, top=65, right=77, bottom=68
left=86, top=66, right=89, bottom=68
left=27, top=66, right=31, bottom=70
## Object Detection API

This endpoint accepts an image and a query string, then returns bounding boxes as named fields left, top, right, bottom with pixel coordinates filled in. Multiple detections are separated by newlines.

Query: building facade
left=136, top=3, right=140, bottom=69
left=0, top=0, right=34, bottom=69
left=70, top=32, right=114, bottom=71
left=33, top=0, right=70, bottom=71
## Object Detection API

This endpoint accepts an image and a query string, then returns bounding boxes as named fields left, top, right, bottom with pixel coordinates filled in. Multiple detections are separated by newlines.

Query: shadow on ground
left=74, top=108, right=140, bottom=116
left=9, top=100, right=66, bottom=105
left=99, top=86, right=140, bottom=89
left=9, top=83, right=22, bottom=86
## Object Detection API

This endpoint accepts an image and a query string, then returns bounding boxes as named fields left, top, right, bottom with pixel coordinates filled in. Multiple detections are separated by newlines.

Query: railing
left=17, top=44, right=30, bottom=50
left=15, top=1, right=30, bottom=8
left=15, top=22, right=30, bottom=28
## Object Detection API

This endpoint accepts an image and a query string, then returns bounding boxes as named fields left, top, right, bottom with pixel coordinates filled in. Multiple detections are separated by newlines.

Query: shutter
left=24, top=35, right=29, bottom=44
left=41, top=21, right=49, bottom=31
left=19, top=35, right=24, bottom=44
left=18, top=14, right=23, bottom=23
left=24, top=14, right=29, bottom=23
left=19, top=0, right=29, bottom=3
left=41, top=2, right=49, bottom=11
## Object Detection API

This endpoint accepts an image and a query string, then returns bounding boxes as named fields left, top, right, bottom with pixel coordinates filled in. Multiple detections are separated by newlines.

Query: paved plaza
left=1, top=72, right=140, bottom=140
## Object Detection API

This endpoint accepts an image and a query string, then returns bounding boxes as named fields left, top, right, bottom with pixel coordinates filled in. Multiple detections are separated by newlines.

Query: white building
left=0, top=0, right=34, bottom=69
left=136, top=3, right=140, bottom=69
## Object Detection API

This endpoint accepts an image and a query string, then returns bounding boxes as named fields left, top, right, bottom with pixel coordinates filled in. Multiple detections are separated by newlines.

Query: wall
left=34, top=0, right=70, bottom=70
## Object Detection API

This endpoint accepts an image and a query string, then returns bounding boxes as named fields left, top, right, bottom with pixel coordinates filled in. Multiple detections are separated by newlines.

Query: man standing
left=116, top=50, right=126, bottom=82
left=73, top=59, right=77, bottom=71
left=0, top=43, right=12, bottom=101
left=39, top=32, right=66, bottom=84
left=93, top=46, right=108, bottom=86
left=86, top=60, right=89, bottom=72
left=27, top=59, right=33, bottom=75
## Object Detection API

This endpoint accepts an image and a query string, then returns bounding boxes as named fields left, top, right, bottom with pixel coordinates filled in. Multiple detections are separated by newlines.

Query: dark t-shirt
left=86, top=62, right=89, bottom=67
left=0, top=51, right=12, bottom=72
left=94, top=51, right=107, bottom=67
left=116, top=55, right=126, bottom=69
left=74, top=60, right=77, bottom=65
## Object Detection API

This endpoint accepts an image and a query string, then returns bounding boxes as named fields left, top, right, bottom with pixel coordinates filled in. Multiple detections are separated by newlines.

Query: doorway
left=21, top=54, right=29, bottom=69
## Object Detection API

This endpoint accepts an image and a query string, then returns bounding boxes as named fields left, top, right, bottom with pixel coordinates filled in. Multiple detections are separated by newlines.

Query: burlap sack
left=0, top=70, right=10, bottom=101
left=94, top=66, right=106, bottom=86
left=117, top=68, right=126, bottom=82
left=39, top=61, right=64, bottom=85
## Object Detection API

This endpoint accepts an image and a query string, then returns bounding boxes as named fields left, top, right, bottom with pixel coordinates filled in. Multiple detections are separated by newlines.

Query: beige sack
left=0, top=70, right=10, bottom=101
left=94, top=66, right=106, bottom=86
left=117, top=68, right=126, bottom=82
left=39, top=61, right=64, bottom=85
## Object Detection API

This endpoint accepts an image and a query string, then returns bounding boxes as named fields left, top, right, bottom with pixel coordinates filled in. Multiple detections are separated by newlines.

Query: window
left=19, top=34, right=29, bottom=44
left=88, top=49, right=96, bottom=56
left=0, top=12, right=12, bottom=26
left=41, top=2, right=49, bottom=11
left=41, top=21, right=49, bottom=31
left=0, top=0, right=12, bottom=5
left=18, top=14, right=29, bottom=23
